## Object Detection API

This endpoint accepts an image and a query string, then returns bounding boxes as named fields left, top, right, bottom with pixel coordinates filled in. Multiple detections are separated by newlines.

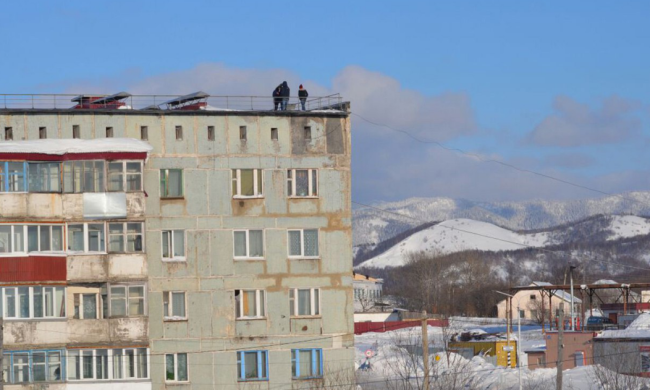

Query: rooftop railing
left=0, top=93, right=345, bottom=112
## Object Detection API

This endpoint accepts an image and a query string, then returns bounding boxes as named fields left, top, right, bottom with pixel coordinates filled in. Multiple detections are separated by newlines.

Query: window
left=1, top=286, right=65, bottom=319
left=73, top=292, right=101, bottom=319
left=233, top=230, right=264, bottom=259
left=106, top=127, right=113, bottom=138
left=287, top=169, right=318, bottom=197
left=530, top=295, right=536, bottom=300
left=235, top=289, right=265, bottom=319
left=271, top=128, right=278, bottom=140
left=25, top=224, right=64, bottom=252
left=163, top=291, right=186, bottom=320
left=288, top=229, right=319, bottom=258
left=62, top=161, right=105, bottom=193
left=304, top=126, right=312, bottom=141
left=0, top=161, right=26, bottom=192
left=574, top=351, right=585, bottom=367
left=140, top=126, right=148, bottom=140
left=292, top=349, right=323, bottom=379
left=519, top=310, right=525, bottom=319
left=207, top=126, right=215, bottom=141
left=67, top=223, right=105, bottom=253
left=3, top=350, right=63, bottom=383
left=162, top=230, right=185, bottom=260
left=165, top=353, right=188, bottom=382
left=237, top=351, right=268, bottom=381
left=160, top=169, right=183, bottom=198
left=289, top=288, right=320, bottom=316
left=68, top=348, right=147, bottom=380
left=642, top=351, right=650, bottom=372
left=239, top=126, right=247, bottom=140
left=175, top=126, right=183, bottom=140
left=28, top=162, right=61, bottom=192
left=108, top=222, right=144, bottom=253
left=39, top=126, right=47, bottom=139
left=73, top=125, right=80, bottom=139
left=231, top=169, right=263, bottom=198
left=109, top=285, right=145, bottom=317
left=4, top=127, right=12, bottom=140
left=107, top=161, right=143, bottom=192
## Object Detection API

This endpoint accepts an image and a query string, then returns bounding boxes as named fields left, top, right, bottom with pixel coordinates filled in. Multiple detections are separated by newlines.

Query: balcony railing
left=0, top=93, right=345, bottom=112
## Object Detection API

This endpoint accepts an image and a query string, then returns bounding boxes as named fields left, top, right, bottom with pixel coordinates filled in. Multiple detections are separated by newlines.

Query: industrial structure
left=0, top=92, right=354, bottom=389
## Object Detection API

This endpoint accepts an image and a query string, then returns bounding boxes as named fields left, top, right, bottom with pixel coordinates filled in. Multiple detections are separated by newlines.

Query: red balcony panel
left=0, top=256, right=66, bottom=282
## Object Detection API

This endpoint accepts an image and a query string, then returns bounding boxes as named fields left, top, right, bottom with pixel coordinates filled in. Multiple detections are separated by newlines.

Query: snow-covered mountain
left=357, top=215, right=650, bottom=269
left=353, top=192, right=650, bottom=247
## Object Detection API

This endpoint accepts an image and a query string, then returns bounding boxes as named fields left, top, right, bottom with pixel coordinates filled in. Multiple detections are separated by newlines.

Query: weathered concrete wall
left=0, top=109, right=353, bottom=388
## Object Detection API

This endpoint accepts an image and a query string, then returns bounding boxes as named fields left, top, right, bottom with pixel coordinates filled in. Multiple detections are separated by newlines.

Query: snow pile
left=598, top=313, right=650, bottom=339
left=0, top=138, right=153, bottom=155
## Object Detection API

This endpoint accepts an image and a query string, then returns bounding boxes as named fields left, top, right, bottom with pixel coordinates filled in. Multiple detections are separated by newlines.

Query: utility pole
left=0, top=317, right=4, bottom=390
left=570, top=265, right=576, bottom=331
left=556, top=303, right=564, bottom=390
left=422, top=310, right=429, bottom=390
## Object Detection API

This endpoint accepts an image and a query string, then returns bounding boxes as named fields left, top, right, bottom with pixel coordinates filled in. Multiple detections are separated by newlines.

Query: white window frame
left=288, top=229, right=320, bottom=259
left=161, top=230, right=185, bottom=261
left=66, top=223, right=106, bottom=254
left=26, top=224, right=65, bottom=254
left=231, top=168, right=264, bottom=198
left=108, top=222, right=144, bottom=253
left=108, top=284, right=146, bottom=318
left=287, top=169, right=318, bottom=198
left=163, top=291, right=187, bottom=320
left=74, top=292, right=101, bottom=319
left=1, top=286, right=66, bottom=320
left=62, top=160, right=105, bottom=193
left=165, top=353, right=189, bottom=382
left=289, top=288, right=321, bottom=317
left=107, top=161, right=143, bottom=192
left=235, top=289, right=266, bottom=320
left=67, top=348, right=149, bottom=381
left=232, top=229, right=264, bottom=260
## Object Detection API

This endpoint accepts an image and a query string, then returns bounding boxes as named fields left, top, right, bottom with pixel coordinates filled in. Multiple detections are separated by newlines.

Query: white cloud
left=527, top=95, right=642, bottom=147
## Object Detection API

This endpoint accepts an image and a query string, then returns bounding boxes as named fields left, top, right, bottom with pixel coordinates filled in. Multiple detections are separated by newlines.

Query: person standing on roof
left=298, top=84, right=308, bottom=111
left=280, top=81, right=290, bottom=110
left=272, top=84, right=282, bottom=111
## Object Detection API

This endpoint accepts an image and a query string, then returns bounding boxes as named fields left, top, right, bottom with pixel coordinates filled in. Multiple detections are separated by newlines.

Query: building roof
left=0, top=138, right=153, bottom=156
left=353, top=272, right=382, bottom=283
left=531, top=282, right=582, bottom=303
left=597, top=313, right=650, bottom=340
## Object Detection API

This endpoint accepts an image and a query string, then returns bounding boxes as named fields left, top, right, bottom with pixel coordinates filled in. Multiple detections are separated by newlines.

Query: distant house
left=353, top=272, right=384, bottom=312
left=593, top=313, right=650, bottom=375
left=496, top=281, right=581, bottom=323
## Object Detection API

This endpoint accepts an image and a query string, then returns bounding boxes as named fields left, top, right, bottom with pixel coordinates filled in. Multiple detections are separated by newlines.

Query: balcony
left=68, top=253, right=147, bottom=282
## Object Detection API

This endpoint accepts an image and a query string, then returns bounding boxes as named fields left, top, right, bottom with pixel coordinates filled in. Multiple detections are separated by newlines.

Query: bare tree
left=590, top=344, right=650, bottom=390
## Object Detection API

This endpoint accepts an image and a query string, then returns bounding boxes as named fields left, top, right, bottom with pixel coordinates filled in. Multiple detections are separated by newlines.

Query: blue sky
left=2, top=1, right=649, bottom=203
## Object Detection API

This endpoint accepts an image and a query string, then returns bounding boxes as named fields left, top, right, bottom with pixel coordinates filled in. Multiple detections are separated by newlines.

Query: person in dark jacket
left=280, top=81, right=290, bottom=110
left=272, top=84, right=282, bottom=111
left=298, top=84, right=308, bottom=111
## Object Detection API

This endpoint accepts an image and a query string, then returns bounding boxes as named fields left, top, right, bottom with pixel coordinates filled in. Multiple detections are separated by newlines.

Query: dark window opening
left=271, top=128, right=278, bottom=141
left=72, top=125, right=80, bottom=139
left=304, top=126, right=311, bottom=141
left=5, top=127, right=13, bottom=140
left=39, top=127, right=47, bottom=139
left=141, top=126, right=148, bottom=140
left=208, top=126, right=215, bottom=141
left=175, top=126, right=183, bottom=141
left=239, top=126, right=247, bottom=140
left=106, top=127, right=113, bottom=138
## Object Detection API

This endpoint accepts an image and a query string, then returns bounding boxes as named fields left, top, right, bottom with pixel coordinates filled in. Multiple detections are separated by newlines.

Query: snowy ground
left=354, top=318, right=650, bottom=389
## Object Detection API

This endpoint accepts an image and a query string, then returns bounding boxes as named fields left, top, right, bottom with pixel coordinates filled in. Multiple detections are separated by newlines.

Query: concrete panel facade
left=0, top=108, right=353, bottom=389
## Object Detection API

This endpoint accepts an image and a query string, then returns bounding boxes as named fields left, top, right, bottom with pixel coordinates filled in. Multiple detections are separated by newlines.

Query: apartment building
left=0, top=92, right=354, bottom=389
